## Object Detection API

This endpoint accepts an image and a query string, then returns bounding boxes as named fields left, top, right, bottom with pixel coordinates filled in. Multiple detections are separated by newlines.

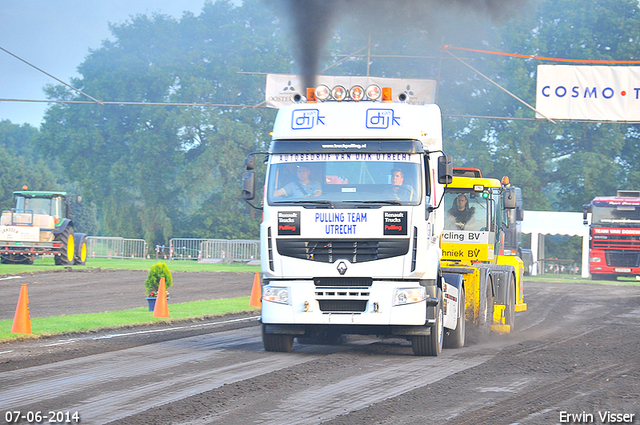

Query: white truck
left=242, top=85, right=457, bottom=355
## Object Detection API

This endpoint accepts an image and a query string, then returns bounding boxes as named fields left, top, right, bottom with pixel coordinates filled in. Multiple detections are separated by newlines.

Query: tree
left=0, top=120, right=61, bottom=211
left=39, top=0, right=288, bottom=246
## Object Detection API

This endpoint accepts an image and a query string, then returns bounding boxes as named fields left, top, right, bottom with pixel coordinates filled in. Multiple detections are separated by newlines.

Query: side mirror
left=437, top=156, right=453, bottom=185
left=503, top=187, right=517, bottom=209
left=244, top=155, right=256, bottom=171
left=242, top=171, right=256, bottom=200
left=583, top=204, right=590, bottom=225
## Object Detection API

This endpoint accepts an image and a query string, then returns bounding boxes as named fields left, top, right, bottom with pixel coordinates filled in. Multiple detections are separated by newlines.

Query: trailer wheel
left=54, top=226, right=75, bottom=266
left=444, top=286, right=465, bottom=349
left=262, top=324, right=294, bottom=352
left=413, top=291, right=443, bottom=356
left=505, top=274, right=516, bottom=330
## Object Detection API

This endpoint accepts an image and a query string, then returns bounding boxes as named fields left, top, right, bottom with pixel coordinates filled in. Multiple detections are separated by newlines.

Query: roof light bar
left=309, top=84, right=388, bottom=102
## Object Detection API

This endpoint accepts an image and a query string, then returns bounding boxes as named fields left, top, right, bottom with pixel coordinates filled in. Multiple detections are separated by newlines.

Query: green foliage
left=0, top=120, right=63, bottom=211
left=31, top=0, right=640, bottom=246
left=144, top=262, right=173, bottom=296
left=39, top=0, right=284, bottom=245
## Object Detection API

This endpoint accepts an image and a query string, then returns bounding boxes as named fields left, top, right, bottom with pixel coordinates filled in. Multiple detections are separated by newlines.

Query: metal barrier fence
left=169, top=238, right=260, bottom=261
left=87, top=236, right=148, bottom=259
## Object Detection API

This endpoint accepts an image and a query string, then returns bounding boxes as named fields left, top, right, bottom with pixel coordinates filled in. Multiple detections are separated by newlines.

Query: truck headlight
left=263, top=286, right=291, bottom=305
left=393, top=287, right=427, bottom=306
left=590, top=257, right=601, bottom=263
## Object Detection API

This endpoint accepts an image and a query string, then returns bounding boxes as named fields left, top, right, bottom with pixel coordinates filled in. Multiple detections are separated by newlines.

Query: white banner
left=536, top=65, right=640, bottom=121
left=265, top=74, right=437, bottom=108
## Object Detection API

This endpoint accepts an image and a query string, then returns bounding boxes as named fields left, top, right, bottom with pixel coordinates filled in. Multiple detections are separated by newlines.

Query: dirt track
left=1, top=269, right=639, bottom=424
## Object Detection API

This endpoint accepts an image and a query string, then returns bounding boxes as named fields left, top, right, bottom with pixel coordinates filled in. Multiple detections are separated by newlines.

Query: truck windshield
left=266, top=154, right=422, bottom=206
left=592, top=204, right=640, bottom=226
left=443, top=190, right=489, bottom=231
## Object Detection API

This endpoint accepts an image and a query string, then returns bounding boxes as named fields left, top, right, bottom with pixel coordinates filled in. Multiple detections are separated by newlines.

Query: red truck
left=583, top=190, right=640, bottom=280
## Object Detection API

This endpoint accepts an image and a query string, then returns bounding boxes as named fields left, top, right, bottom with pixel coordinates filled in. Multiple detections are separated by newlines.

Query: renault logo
left=337, top=261, right=347, bottom=275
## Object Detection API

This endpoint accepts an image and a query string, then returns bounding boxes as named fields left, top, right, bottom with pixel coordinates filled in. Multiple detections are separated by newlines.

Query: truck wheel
left=262, top=324, right=294, bottom=352
left=54, top=226, right=75, bottom=266
left=479, top=276, right=494, bottom=334
left=74, top=237, right=88, bottom=265
left=413, top=291, right=444, bottom=356
left=505, top=275, right=516, bottom=330
left=444, top=286, right=465, bottom=349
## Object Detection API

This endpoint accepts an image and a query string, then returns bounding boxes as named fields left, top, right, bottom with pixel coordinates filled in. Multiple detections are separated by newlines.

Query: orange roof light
left=501, top=176, right=510, bottom=186
left=306, top=87, right=317, bottom=102
left=382, top=87, right=392, bottom=102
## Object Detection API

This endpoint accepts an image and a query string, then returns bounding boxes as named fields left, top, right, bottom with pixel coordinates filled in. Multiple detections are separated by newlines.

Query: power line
left=0, top=45, right=104, bottom=105
left=0, top=98, right=263, bottom=108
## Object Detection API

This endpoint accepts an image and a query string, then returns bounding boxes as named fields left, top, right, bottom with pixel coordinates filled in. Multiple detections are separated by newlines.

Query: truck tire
left=74, top=236, right=88, bottom=265
left=262, top=324, right=294, bottom=352
left=54, top=226, right=75, bottom=266
left=444, top=286, right=465, bottom=349
left=505, top=274, right=516, bottom=330
left=479, top=276, right=494, bottom=334
left=412, top=290, right=443, bottom=356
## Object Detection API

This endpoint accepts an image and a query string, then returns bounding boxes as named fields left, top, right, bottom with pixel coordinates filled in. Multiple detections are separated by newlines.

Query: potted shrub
left=145, top=262, right=173, bottom=311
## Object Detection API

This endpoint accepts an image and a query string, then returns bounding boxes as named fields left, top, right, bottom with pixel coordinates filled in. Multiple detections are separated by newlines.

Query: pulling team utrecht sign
left=536, top=65, right=640, bottom=121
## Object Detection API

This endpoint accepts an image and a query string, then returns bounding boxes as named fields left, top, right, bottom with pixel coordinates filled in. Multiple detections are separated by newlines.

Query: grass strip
left=0, top=296, right=259, bottom=342
left=0, top=257, right=261, bottom=275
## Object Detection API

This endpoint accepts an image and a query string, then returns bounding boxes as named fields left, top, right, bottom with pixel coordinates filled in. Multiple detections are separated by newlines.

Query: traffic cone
left=153, top=277, right=169, bottom=318
left=249, top=272, right=262, bottom=307
left=12, top=284, right=32, bottom=334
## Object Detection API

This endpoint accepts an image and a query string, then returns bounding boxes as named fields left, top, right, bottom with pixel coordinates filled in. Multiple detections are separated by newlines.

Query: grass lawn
left=0, top=297, right=259, bottom=342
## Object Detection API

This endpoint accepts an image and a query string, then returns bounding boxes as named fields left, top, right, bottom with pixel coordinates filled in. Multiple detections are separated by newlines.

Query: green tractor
left=0, top=190, right=88, bottom=265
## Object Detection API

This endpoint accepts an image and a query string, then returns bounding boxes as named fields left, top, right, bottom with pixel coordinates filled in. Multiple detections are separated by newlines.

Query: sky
left=0, top=0, right=208, bottom=128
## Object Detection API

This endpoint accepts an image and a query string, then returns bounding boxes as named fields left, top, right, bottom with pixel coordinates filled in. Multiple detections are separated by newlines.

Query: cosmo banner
left=536, top=65, right=640, bottom=121
left=265, top=74, right=436, bottom=108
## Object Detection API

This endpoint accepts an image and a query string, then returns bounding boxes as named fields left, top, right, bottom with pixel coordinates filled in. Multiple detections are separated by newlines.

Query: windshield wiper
left=348, top=200, right=403, bottom=206
left=272, top=200, right=335, bottom=208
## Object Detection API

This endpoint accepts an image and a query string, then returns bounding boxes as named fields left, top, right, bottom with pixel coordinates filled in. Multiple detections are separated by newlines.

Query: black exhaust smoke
left=268, top=0, right=527, bottom=91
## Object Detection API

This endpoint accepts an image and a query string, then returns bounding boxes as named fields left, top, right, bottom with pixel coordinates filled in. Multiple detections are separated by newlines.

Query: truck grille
left=605, top=251, right=640, bottom=268
left=276, top=239, right=409, bottom=263
left=318, top=300, right=368, bottom=313
left=593, top=235, right=640, bottom=250
left=314, top=277, right=372, bottom=287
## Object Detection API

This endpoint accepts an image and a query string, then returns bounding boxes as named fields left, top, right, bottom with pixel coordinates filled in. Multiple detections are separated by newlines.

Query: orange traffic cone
left=249, top=272, right=262, bottom=307
left=12, top=283, right=32, bottom=334
left=153, top=277, right=169, bottom=318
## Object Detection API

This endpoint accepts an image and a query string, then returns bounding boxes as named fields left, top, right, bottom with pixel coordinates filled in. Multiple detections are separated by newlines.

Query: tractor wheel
left=74, top=236, right=88, bottom=265
left=54, top=226, right=75, bottom=266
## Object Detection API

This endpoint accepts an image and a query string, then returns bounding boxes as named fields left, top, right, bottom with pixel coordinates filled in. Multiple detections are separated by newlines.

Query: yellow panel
left=441, top=242, right=494, bottom=262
